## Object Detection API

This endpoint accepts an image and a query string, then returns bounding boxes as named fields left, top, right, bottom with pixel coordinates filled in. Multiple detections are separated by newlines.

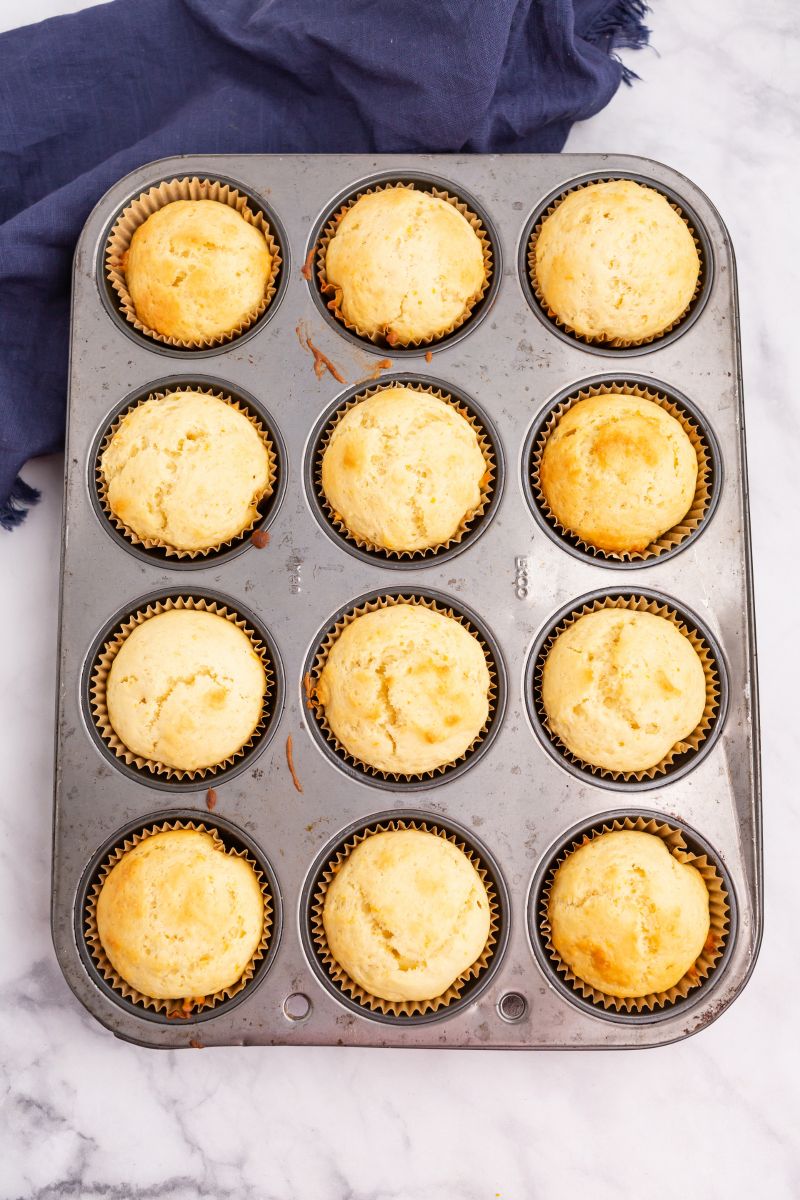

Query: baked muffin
left=548, top=830, right=711, bottom=998
left=123, top=199, right=272, bottom=341
left=539, top=393, right=698, bottom=553
left=541, top=608, right=706, bottom=773
left=316, top=604, right=490, bottom=775
left=534, top=180, right=700, bottom=342
left=96, top=829, right=264, bottom=999
left=101, top=391, right=272, bottom=552
left=323, top=829, right=490, bottom=1002
left=324, top=187, right=486, bottom=344
left=106, top=608, right=266, bottom=772
left=321, top=386, right=487, bottom=552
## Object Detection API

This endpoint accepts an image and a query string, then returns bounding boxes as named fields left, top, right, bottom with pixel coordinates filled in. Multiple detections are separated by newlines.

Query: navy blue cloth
left=0, top=0, right=648, bottom=527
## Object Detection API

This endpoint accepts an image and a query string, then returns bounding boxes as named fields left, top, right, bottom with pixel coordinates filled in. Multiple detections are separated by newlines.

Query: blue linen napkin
left=0, top=0, right=648, bottom=528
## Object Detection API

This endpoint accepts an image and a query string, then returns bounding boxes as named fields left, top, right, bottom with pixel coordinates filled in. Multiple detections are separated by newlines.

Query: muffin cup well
left=89, top=595, right=274, bottom=783
left=528, top=380, right=716, bottom=564
left=306, top=592, right=501, bottom=785
left=309, top=816, right=500, bottom=1019
left=95, top=384, right=278, bottom=560
left=315, top=180, right=493, bottom=349
left=530, top=593, right=722, bottom=785
left=525, top=175, right=706, bottom=350
left=312, top=379, right=497, bottom=562
left=83, top=818, right=273, bottom=1018
left=104, top=177, right=282, bottom=349
left=534, top=813, right=732, bottom=1016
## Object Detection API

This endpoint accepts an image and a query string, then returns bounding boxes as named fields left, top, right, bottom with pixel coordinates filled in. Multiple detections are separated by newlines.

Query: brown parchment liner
left=84, top=819, right=273, bottom=1017
left=314, top=381, right=496, bottom=560
left=315, top=181, right=493, bottom=348
left=538, top=814, right=730, bottom=1013
left=308, top=594, right=498, bottom=781
left=105, top=177, right=282, bottom=349
left=527, top=177, right=704, bottom=348
left=531, top=381, right=712, bottom=562
left=90, top=596, right=273, bottom=782
left=96, top=386, right=278, bottom=559
left=534, top=594, right=720, bottom=783
left=311, top=817, right=499, bottom=1017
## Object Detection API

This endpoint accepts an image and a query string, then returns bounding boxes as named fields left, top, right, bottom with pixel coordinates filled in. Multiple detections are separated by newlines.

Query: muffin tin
left=53, top=153, right=761, bottom=1049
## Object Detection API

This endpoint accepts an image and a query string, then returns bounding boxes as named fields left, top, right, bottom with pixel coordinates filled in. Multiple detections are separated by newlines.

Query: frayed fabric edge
left=583, top=0, right=651, bottom=84
left=0, top=476, right=41, bottom=531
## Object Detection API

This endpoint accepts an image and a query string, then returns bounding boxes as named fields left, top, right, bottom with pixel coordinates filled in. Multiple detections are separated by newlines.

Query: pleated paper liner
left=526, top=177, right=705, bottom=348
left=533, top=594, right=720, bottom=784
left=315, top=180, right=493, bottom=348
left=104, top=176, right=282, bottom=349
left=530, top=381, right=713, bottom=563
left=84, top=819, right=272, bottom=1018
left=307, top=594, right=498, bottom=783
left=537, top=814, right=731, bottom=1014
left=310, top=817, right=499, bottom=1018
left=89, top=596, right=273, bottom=783
left=95, top=386, right=278, bottom=560
left=313, top=381, right=496, bottom=561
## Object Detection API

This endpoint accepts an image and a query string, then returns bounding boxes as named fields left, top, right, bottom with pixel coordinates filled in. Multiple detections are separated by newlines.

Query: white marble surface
left=1, top=1, right=798, bottom=1196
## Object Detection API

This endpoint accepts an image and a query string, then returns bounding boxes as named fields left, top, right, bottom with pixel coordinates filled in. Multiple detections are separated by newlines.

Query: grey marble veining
left=0, top=1, right=798, bottom=1197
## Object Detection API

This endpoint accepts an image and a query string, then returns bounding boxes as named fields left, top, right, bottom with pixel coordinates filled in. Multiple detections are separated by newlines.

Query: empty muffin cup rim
left=305, top=591, right=501, bottom=785
left=89, top=594, right=274, bottom=783
left=308, top=815, right=501, bottom=1021
left=527, top=379, right=717, bottom=564
left=312, top=378, right=497, bottom=561
left=314, top=179, right=493, bottom=349
left=525, top=174, right=709, bottom=350
left=83, top=817, right=273, bottom=1019
left=529, top=592, right=724, bottom=785
left=95, top=384, right=279, bottom=559
left=531, top=811, right=733, bottom=1018
left=104, top=175, right=282, bottom=350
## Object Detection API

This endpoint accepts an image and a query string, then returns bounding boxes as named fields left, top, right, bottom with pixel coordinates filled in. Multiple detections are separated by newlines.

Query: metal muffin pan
left=53, top=153, right=761, bottom=1049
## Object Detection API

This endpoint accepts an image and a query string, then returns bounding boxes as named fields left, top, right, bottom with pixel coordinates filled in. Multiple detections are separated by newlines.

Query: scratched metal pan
left=52, top=153, right=761, bottom=1049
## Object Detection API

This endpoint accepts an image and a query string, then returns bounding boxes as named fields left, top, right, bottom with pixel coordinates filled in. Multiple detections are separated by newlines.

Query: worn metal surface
left=53, top=153, right=761, bottom=1049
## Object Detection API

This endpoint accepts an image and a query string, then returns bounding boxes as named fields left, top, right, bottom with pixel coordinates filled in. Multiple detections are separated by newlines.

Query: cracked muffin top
left=100, top=390, right=272, bottom=552
left=533, top=179, right=700, bottom=343
left=539, top=392, right=698, bottom=554
left=322, top=828, right=491, bottom=1003
left=315, top=604, right=490, bottom=776
left=96, top=829, right=265, bottom=1000
left=106, top=609, right=266, bottom=772
left=320, top=386, right=487, bottom=553
left=123, top=199, right=272, bottom=342
left=323, top=187, right=486, bottom=344
left=548, top=830, right=711, bottom=998
left=541, top=608, right=706, bottom=774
